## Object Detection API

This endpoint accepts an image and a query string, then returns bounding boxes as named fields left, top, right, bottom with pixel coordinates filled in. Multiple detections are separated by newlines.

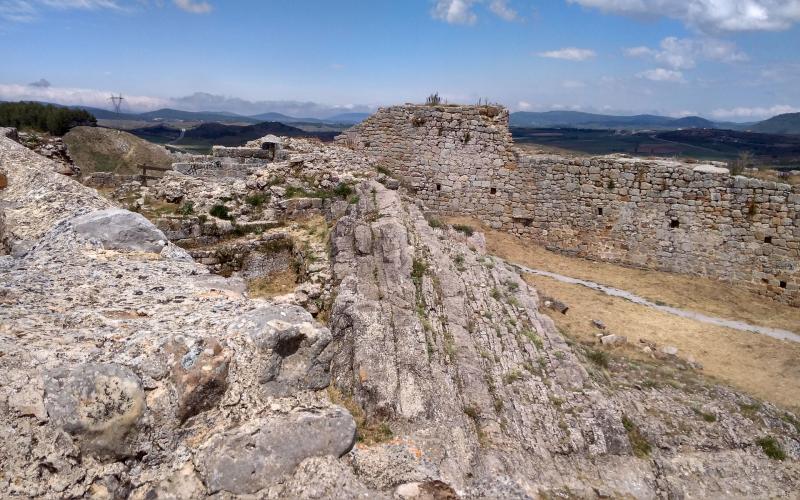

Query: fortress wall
left=338, top=105, right=800, bottom=306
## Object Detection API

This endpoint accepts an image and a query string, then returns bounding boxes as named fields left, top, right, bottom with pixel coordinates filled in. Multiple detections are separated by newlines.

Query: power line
left=109, top=94, right=125, bottom=114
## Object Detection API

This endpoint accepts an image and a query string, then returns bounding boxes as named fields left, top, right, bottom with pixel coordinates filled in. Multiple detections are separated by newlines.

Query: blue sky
left=1, top=0, right=799, bottom=120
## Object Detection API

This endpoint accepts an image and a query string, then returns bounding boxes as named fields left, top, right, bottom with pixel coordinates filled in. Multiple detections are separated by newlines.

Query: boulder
left=227, top=305, right=333, bottom=397
left=198, top=406, right=356, bottom=495
left=43, top=363, right=145, bottom=457
left=70, top=208, right=168, bottom=253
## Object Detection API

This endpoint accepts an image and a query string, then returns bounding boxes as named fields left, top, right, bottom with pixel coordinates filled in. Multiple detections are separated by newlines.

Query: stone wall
left=339, top=105, right=800, bottom=306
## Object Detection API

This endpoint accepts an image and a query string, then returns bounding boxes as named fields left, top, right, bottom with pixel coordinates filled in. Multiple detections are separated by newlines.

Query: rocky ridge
left=1, top=127, right=799, bottom=498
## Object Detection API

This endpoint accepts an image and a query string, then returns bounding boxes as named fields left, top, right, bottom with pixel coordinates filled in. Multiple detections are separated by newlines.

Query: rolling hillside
left=749, top=113, right=800, bottom=135
left=63, top=126, right=173, bottom=175
left=509, top=111, right=715, bottom=130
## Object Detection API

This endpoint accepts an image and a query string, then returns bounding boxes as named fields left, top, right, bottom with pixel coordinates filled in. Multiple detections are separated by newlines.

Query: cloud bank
left=0, top=84, right=374, bottom=118
left=568, top=0, right=800, bottom=32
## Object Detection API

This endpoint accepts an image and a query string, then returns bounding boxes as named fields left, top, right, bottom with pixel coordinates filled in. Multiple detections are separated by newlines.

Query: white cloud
left=538, top=47, right=596, bottom=61
left=489, top=0, right=517, bottom=20
left=637, top=68, right=685, bottom=82
left=568, top=0, right=800, bottom=32
left=431, top=0, right=518, bottom=24
left=625, top=36, right=747, bottom=70
left=172, top=0, right=210, bottom=14
left=432, top=0, right=477, bottom=24
left=0, top=84, right=377, bottom=117
left=517, top=100, right=532, bottom=110
left=711, top=104, right=800, bottom=119
left=0, top=83, right=169, bottom=111
left=0, top=0, right=120, bottom=21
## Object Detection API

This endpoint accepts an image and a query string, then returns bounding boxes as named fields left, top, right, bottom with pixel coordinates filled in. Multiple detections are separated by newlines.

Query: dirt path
left=518, top=264, right=800, bottom=343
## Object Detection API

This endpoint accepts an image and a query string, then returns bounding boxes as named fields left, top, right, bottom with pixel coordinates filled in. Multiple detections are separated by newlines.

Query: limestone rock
left=168, top=337, right=230, bottom=422
left=43, top=363, right=145, bottom=457
left=228, top=305, right=333, bottom=397
left=198, top=406, right=357, bottom=495
left=70, top=208, right=168, bottom=253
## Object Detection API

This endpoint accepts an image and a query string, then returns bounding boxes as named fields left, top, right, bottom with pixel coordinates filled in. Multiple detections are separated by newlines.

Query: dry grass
left=446, top=216, right=800, bottom=333
left=443, top=216, right=800, bottom=412
left=527, top=275, right=800, bottom=411
left=247, top=269, right=298, bottom=299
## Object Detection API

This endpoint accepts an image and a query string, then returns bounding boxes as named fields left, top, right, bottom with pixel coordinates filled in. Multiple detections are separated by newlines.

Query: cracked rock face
left=329, top=180, right=800, bottom=497
left=198, top=407, right=357, bottom=495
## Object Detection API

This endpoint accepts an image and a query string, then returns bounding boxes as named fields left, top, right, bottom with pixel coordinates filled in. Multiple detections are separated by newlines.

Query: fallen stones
left=601, top=334, right=628, bottom=346
left=168, top=337, right=231, bottom=422
left=43, top=363, right=145, bottom=457
left=543, top=296, right=570, bottom=314
left=198, top=406, right=357, bottom=495
left=592, top=319, right=607, bottom=330
left=70, top=208, right=168, bottom=253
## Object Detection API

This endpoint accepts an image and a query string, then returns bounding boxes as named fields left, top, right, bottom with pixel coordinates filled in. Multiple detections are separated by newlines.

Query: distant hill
left=64, top=126, right=173, bottom=175
left=249, top=112, right=323, bottom=124
left=323, top=112, right=370, bottom=124
left=669, top=116, right=716, bottom=128
left=128, top=121, right=339, bottom=148
left=510, top=111, right=715, bottom=130
left=749, top=113, right=800, bottom=135
left=137, top=108, right=262, bottom=124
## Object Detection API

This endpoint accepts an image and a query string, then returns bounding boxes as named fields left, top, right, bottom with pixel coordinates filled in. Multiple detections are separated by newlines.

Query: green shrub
left=333, top=183, right=354, bottom=198
left=245, top=193, right=269, bottom=207
left=757, top=436, right=786, bottom=460
left=453, top=224, right=474, bottom=236
left=179, top=201, right=195, bottom=215
left=428, top=218, right=445, bottom=229
left=209, top=204, right=232, bottom=220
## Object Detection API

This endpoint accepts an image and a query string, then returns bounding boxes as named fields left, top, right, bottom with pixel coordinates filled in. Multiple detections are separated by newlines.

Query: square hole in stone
left=780, top=281, right=787, bottom=289
left=765, top=236, right=773, bottom=244
left=670, top=220, right=680, bottom=229
left=436, top=183, right=442, bottom=191
left=490, top=187, right=497, bottom=195
left=597, top=207, right=604, bottom=216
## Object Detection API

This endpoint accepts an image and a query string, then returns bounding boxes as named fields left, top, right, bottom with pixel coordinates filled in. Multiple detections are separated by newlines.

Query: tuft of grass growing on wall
left=756, top=436, right=786, bottom=461
left=622, top=415, right=651, bottom=458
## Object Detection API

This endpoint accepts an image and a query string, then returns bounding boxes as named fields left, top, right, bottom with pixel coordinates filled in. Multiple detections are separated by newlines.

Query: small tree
left=426, top=92, right=442, bottom=106
left=729, top=151, right=754, bottom=176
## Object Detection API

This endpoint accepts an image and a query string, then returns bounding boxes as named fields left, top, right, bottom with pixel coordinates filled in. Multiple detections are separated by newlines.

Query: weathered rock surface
left=198, top=407, right=356, bottom=494
left=71, top=208, right=168, bottom=253
left=43, top=363, right=145, bottom=457
left=2, top=129, right=799, bottom=498
left=0, top=135, right=371, bottom=498
left=329, top=180, right=800, bottom=497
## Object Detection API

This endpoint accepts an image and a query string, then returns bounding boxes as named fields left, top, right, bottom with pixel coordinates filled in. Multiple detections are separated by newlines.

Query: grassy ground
left=445, top=216, right=800, bottom=412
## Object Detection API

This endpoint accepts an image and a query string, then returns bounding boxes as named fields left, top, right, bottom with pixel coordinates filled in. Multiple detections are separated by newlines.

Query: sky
left=1, top=0, right=799, bottom=120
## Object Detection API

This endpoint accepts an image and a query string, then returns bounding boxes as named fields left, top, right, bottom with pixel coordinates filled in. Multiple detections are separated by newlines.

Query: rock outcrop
left=328, top=180, right=800, bottom=497
left=0, top=134, right=365, bottom=498
left=2, top=128, right=799, bottom=498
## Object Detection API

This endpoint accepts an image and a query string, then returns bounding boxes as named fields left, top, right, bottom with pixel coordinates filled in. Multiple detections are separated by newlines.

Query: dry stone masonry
left=338, top=105, right=800, bottom=306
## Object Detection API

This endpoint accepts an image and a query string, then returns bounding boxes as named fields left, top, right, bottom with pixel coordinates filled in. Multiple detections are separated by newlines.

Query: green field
left=512, top=127, right=800, bottom=168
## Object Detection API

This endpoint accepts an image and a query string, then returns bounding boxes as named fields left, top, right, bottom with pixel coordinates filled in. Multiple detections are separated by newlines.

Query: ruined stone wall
left=340, top=105, right=800, bottom=306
